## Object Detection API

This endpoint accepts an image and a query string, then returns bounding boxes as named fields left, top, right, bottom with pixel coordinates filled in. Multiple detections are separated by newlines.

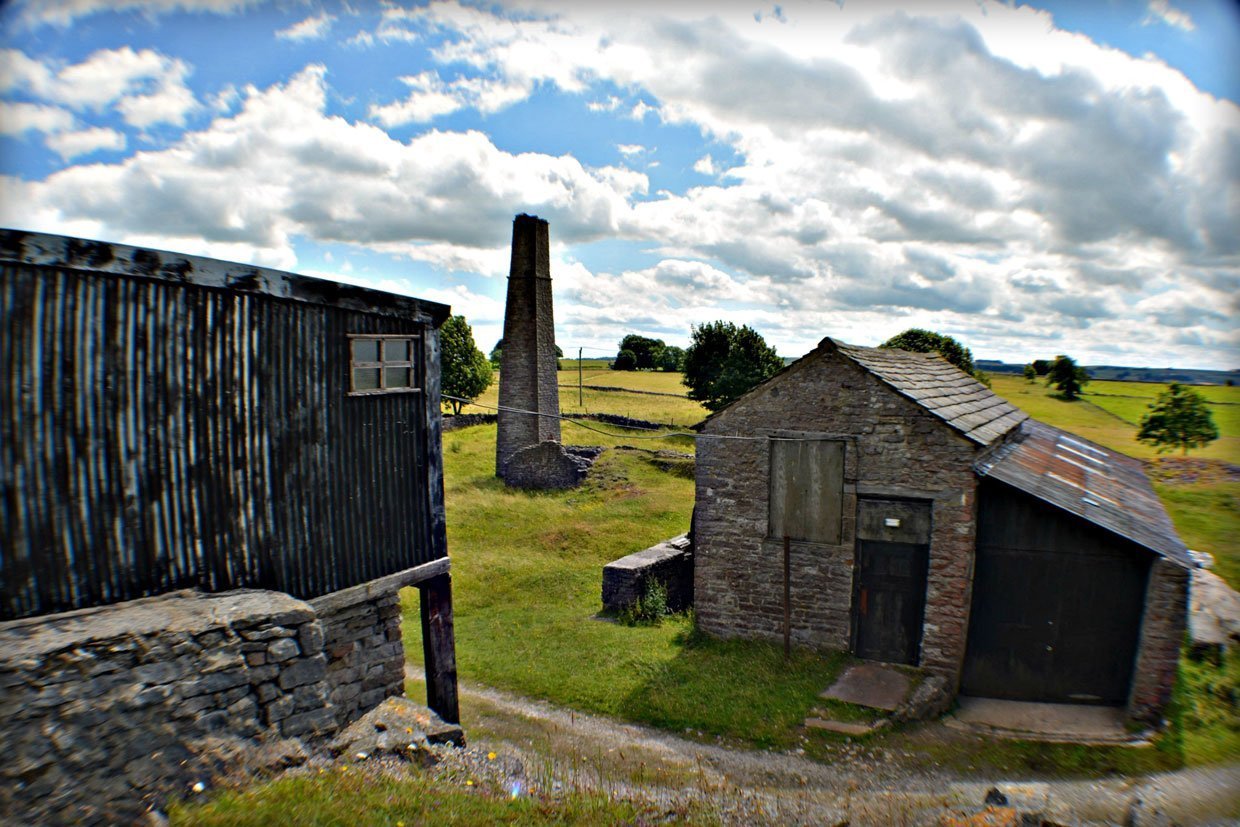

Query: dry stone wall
left=0, top=587, right=409, bottom=825
left=695, top=349, right=981, bottom=681
left=312, top=590, right=406, bottom=728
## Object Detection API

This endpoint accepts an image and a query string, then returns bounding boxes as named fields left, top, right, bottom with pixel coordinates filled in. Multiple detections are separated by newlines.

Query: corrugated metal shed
left=1, top=229, right=454, bottom=620
left=832, top=339, right=1028, bottom=445
left=975, top=418, right=1192, bottom=567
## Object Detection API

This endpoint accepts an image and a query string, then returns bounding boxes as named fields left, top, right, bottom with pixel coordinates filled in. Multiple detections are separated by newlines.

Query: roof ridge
left=832, top=338, right=1027, bottom=446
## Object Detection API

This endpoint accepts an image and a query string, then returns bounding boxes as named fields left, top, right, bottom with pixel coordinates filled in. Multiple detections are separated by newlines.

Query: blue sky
left=1, top=0, right=1237, bottom=369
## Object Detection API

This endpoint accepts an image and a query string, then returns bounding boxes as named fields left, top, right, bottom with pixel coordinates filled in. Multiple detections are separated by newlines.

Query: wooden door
left=852, top=499, right=931, bottom=665
left=961, top=483, right=1152, bottom=704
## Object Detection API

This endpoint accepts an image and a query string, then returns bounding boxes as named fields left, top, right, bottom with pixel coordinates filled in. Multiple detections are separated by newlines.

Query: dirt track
left=409, top=666, right=1240, bottom=825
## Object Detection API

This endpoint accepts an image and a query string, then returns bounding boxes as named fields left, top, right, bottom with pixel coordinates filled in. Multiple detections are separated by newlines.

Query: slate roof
left=976, top=418, right=1192, bottom=567
left=832, top=339, right=1028, bottom=446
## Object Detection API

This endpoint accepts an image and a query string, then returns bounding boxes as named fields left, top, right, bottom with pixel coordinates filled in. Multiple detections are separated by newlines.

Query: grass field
left=989, top=375, right=1239, bottom=463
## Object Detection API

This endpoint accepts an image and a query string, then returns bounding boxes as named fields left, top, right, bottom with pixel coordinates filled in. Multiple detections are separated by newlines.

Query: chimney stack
left=496, top=214, right=562, bottom=479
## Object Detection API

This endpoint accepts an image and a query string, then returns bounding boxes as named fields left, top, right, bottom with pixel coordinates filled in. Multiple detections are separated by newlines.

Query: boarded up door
left=852, top=499, right=931, bottom=665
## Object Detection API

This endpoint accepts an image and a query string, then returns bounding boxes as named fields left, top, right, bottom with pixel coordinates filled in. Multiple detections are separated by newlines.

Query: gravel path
left=409, top=666, right=1240, bottom=825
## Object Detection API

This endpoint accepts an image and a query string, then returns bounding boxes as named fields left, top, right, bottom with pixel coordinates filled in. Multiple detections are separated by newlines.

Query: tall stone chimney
left=496, top=214, right=562, bottom=480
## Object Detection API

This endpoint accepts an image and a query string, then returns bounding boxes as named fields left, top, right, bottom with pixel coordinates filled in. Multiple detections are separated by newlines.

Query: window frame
left=347, top=333, right=422, bottom=396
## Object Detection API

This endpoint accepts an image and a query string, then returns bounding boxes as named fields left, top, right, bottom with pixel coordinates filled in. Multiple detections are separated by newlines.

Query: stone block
left=255, top=682, right=281, bottom=704
left=298, top=622, right=325, bottom=655
left=292, top=683, right=327, bottom=712
left=267, top=637, right=300, bottom=663
left=278, top=655, right=327, bottom=690
left=265, top=695, right=295, bottom=725
left=280, top=708, right=336, bottom=739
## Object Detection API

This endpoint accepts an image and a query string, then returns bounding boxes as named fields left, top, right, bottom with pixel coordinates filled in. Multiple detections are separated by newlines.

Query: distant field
left=989, top=375, right=1239, bottom=464
left=465, top=368, right=708, bottom=430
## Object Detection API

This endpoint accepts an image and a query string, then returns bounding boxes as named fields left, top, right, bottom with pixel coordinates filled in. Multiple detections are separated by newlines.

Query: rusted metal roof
left=0, top=229, right=450, bottom=324
left=832, top=339, right=1028, bottom=446
left=976, top=419, right=1192, bottom=567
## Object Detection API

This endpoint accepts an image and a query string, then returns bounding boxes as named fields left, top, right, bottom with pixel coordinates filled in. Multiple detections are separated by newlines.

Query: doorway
left=851, top=499, right=932, bottom=665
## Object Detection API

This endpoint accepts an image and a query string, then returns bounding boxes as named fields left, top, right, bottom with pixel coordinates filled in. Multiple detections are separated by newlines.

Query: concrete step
left=803, top=716, right=880, bottom=736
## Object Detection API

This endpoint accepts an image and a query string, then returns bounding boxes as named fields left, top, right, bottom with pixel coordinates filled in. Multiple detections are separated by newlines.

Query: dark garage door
left=961, top=484, right=1152, bottom=704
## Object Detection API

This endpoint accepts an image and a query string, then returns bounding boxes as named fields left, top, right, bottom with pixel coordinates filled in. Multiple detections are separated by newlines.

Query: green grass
left=990, top=375, right=1240, bottom=463
left=1175, top=647, right=1240, bottom=765
left=168, top=766, right=703, bottom=826
left=1155, top=482, right=1240, bottom=589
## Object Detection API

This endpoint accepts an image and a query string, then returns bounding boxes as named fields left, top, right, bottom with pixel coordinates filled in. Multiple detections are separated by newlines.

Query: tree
left=613, top=349, right=637, bottom=371
left=1137, top=383, right=1219, bottom=455
left=490, top=338, right=562, bottom=367
left=879, top=328, right=985, bottom=381
left=617, top=334, right=665, bottom=371
left=657, top=345, right=686, bottom=373
left=440, top=315, right=493, bottom=415
left=682, top=321, right=782, bottom=412
left=1046, top=354, right=1089, bottom=400
left=1031, top=359, right=1052, bottom=376
left=1022, top=363, right=1037, bottom=383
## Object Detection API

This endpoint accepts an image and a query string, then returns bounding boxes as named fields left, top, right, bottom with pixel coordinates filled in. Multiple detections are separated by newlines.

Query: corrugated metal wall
left=1, top=263, right=440, bottom=620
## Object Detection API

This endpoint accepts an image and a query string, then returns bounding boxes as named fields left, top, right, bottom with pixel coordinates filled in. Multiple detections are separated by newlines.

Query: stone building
left=694, top=337, right=1191, bottom=723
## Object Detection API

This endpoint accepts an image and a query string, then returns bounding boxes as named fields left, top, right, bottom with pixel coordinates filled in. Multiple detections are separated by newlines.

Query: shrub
left=619, top=579, right=669, bottom=626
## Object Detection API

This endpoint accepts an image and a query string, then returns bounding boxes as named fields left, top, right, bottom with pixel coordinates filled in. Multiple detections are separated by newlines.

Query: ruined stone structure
left=694, top=337, right=1192, bottom=724
left=495, top=214, right=593, bottom=488
left=0, top=586, right=433, bottom=824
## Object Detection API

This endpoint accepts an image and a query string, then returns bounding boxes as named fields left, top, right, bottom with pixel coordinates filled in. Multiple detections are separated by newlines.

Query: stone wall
left=602, top=535, right=694, bottom=613
left=0, top=586, right=411, bottom=825
left=311, top=590, right=406, bottom=728
left=695, top=347, right=981, bottom=681
left=1128, top=559, right=1191, bottom=724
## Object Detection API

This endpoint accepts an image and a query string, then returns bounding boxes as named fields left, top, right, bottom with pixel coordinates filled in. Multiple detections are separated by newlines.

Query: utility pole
left=578, top=347, right=583, bottom=407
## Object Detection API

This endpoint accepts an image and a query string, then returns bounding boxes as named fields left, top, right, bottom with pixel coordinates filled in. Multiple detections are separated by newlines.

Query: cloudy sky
left=1, top=0, right=1237, bottom=368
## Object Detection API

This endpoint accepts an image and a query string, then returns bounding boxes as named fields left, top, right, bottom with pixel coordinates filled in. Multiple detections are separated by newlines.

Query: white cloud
left=11, top=0, right=261, bottom=28
left=1143, top=0, right=1195, bottom=32
left=45, top=126, right=125, bottom=160
left=0, top=65, right=643, bottom=276
left=587, top=96, right=622, bottom=112
left=369, top=71, right=530, bottom=126
left=616, top=143, right=645, bottom=157
left=0, top=101, right=74, bottom=135
left=693, top=154, right=716, bottom=175
left=392, top=0, right=1237, bottom=365
left=6, top=0, right=1237, bottom=367
left=1, top=47, right=198, bottom=128
left=276, top=12, right=334, bottom=42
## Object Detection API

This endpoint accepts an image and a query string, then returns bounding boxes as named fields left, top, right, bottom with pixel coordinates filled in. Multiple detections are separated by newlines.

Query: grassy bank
left=169, top=765, right=704, bottom=826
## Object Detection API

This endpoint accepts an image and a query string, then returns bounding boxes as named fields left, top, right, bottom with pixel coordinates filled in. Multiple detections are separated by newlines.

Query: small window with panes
left=348, top=334, right=420, bottom=395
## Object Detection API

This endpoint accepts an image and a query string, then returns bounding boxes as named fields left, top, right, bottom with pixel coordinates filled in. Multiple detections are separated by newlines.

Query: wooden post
left=783, top=535, right=791, bottom=659
left=578, top=347, right=583, bottom=407
left=419, top=573, right=460, bottom=724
